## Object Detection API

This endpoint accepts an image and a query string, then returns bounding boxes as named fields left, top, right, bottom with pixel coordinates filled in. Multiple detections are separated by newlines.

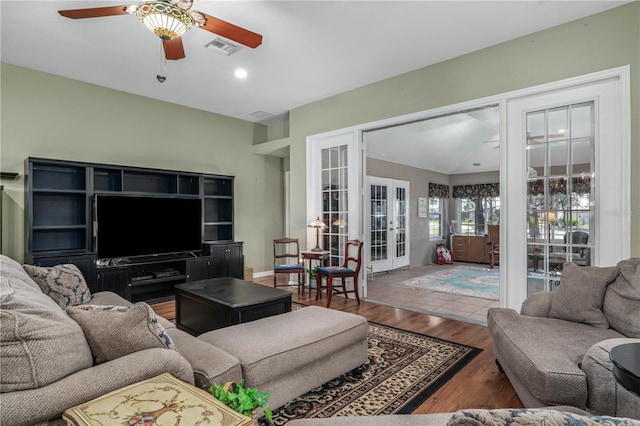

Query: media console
left=96, top=255, right=210, bottom=304
left=95, top=245, right=243, bottom=304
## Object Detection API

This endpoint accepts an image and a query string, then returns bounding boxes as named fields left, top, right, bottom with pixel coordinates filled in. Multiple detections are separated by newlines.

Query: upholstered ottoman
left=198, top=306, right=369, bottom=409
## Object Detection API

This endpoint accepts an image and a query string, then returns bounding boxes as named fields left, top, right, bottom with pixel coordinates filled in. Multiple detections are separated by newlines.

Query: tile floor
left=364, top=264, right=500, bottom=325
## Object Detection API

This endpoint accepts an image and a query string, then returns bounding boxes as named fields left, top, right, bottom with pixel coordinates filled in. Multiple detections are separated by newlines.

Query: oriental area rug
left=393, top=265, right=499, bottom=300
left=263, top=310, right=481, bottom=425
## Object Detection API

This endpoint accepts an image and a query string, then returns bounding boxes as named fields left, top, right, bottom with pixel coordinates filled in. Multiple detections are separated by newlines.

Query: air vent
left=204, top=37, right=242, bottom=56
left=249, top=111, right=274, bottom=120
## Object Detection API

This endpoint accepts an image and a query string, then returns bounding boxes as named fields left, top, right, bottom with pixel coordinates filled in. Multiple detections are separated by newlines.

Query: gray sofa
left=488, top=258, right=640, bottom=419
left=0, top=254, right=368, bottom=425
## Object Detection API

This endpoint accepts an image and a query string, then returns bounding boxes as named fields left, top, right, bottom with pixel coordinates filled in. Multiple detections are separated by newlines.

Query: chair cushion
left=548, top=262, right=619, bottom=328
left=318, top=266, right=354, bottom=275
left=66, top=303, right=176, bottom=364
left=23, top=263, right=91, bottom=309
left=274, top=264, right=304, bottom=271
left=603, top=257, right=640, bottom=337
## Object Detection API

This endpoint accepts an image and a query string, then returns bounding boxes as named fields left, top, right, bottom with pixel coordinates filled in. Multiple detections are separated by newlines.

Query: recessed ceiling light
left=235, top=69, right=248, bottom=79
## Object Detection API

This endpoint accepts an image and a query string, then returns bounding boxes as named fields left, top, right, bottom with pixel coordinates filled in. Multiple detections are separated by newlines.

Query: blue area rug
left=393, top=265, right=499, bottom=300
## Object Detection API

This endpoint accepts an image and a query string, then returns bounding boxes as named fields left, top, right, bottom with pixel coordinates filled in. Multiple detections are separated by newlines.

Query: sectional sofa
left=0, top=254, right=368, bottom=425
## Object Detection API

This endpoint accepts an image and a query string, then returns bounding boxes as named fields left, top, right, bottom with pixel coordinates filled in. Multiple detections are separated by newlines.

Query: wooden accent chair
left=315, top=240, right=363, bottom=308
left=273, top=238, right=305, bottom=293
left=487, top=225, right=500, bottom=269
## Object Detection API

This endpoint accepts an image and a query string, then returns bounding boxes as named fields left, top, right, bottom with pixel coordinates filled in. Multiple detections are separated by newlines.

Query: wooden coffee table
left=175, top=277, right=292, bottom=335
left=64, top=373, right=252, bottom=425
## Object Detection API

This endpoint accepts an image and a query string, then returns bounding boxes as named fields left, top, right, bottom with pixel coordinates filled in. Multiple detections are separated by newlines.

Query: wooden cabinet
left=451, top=235, right=488, bottom=263
left=96, top=267, right=129, bottom=299
left=186, top=257, right=211, bottom=282
left=208, top=242, right=244, bottom=279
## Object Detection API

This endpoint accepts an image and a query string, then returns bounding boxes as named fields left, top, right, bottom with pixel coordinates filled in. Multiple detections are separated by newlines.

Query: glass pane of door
left=370, top=184, right=388, bottom=262
left=322, top=145, right=348, bottom=266
left=395, top=186, right=406, bottom=258
left=526, top=101, right=594, bottom=294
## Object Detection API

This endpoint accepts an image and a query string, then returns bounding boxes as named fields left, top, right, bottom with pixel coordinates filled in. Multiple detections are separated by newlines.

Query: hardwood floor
left=151, top=275, right=523, bottom=414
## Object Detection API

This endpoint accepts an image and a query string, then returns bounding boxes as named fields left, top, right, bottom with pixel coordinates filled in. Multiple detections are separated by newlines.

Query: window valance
left=452, top=183, right=499, bottom=198
left=528, top=176, right=591, bottom=196
left=428, top=183, right=450, bottom=198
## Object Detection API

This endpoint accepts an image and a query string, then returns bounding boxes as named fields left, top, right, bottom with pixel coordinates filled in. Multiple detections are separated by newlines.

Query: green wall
left=285, top=2, right=640, bottom=257
left=0, top=64, right=284, bottom=271
left=2, top=2, right=639, bottom=271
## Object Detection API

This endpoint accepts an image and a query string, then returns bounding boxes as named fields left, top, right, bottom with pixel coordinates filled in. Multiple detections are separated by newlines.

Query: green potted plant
left=308, top=265, right=319, bottom=289
left=208, top=381, right=274, bottom=425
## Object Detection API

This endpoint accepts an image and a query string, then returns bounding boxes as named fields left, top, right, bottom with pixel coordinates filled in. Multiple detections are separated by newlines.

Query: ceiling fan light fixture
left=129, top=1, right=195, bottom=40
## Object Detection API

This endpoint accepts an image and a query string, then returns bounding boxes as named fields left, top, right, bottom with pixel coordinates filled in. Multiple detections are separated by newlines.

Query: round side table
left=610, top=343, right=640, bottom=396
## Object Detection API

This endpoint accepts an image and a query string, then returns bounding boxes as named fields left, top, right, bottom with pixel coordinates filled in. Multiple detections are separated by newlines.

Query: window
left=526, top=102, right=594, bottom=293
left=429, top=197, right=442, bottom=238
left=459, top=196, right=500, bottom=235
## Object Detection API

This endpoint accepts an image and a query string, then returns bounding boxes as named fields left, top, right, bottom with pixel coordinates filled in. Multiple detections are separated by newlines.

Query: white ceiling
left=366, top=105, right=501, bottom=175
left=0, top=0, right=628, bottom=126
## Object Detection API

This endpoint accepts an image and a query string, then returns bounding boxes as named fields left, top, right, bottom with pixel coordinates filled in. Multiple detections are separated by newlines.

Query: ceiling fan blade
left=163, top=38, right=186, bottom=60
left=199, top=13, right=262, bottom=48
left=58, top=6, right=130, bottom=19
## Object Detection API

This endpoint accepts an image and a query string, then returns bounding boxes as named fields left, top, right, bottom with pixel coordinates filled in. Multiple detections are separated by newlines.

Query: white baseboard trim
left=253, top=270, right=273, bottom=278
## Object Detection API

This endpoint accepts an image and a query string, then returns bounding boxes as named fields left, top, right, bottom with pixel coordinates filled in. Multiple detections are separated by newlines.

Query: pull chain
left=157, top=42, right=166, bottom=83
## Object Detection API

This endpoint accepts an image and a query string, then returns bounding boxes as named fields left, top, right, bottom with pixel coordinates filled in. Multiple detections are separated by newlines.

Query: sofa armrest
left=168, top=327, right=243, bottom=388
left=88, top=291, right=134, bottom=306
left=520, top=291, right=554, bottom=317
left=1, top=348, right=193, bottom=426
left=582, top=337, right=640, bottom=418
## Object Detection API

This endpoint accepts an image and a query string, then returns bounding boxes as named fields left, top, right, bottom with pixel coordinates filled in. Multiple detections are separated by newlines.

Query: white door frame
left=284, top=171, right=291, bottom=237
left=306, top=66, right=630, bottom=309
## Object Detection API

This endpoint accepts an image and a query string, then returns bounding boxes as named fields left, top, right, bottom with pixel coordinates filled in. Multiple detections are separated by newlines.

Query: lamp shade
left=309, top=217, right=327, bottom=228
left=332, top=218, right=347, bottom=227
left=129, top=1, right=195, bottom=40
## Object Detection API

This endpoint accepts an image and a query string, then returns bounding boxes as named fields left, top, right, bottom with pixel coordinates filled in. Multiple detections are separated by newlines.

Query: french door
left=368, top=177, right=410, bottom=273
left=504, top=69, right=630, bottom=309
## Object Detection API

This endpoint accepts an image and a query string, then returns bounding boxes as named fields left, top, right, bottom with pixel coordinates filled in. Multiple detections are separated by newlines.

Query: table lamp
left=309, top=217, right=327, bottom=252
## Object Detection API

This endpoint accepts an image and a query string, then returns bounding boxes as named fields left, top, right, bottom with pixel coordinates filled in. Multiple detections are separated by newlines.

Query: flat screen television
left=95, top=195, right=202, bottom=259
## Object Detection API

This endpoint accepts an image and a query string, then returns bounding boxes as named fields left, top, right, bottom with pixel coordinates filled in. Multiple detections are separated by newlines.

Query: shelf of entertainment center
left=96, top=255, right=211, bottom=303
left=129, top=274, right=187, bottom=287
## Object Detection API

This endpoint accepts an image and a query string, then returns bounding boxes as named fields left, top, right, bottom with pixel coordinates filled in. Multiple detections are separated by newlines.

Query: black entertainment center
left=24, top=157, right=244, bottom=304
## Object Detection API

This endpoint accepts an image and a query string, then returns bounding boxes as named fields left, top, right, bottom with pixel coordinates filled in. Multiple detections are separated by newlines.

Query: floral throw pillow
left=447, top=409, right=639, bottom=426
left=66, top=303, right=176, bottom=364
left=23, top=263, right=91, bottom=309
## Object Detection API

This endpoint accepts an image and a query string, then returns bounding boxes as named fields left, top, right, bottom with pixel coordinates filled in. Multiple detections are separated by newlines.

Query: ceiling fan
left=58, top=0, right=262, bottom=60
